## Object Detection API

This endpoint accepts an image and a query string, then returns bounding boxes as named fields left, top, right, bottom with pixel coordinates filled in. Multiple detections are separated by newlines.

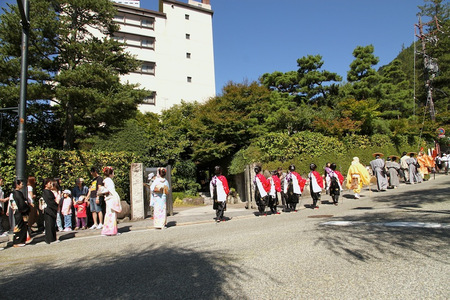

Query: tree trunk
left=63, top=102, right=74, bottom=150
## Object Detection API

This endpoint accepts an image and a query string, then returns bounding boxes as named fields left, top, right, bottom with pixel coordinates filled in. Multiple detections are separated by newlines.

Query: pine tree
left=0, top=0, right=148, bottom=149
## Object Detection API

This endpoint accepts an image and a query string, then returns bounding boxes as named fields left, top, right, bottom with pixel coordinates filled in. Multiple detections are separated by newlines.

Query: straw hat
left=407, top=152, right=417, bottom=156
left=388, top=155, right=400, bottom=160
left=372, top=152, right=384, bottom=157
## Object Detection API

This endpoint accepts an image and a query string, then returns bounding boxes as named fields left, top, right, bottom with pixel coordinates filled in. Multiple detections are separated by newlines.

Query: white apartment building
left=111, top=0, right=216, bottom=114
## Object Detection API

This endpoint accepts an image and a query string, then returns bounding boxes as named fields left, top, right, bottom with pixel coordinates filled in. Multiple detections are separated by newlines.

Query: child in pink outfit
left=74, top=195, right=88, bottom=230
left=61, top=190, right=73, bottom=231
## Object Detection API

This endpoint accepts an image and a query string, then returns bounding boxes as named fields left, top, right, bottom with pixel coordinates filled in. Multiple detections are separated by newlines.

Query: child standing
left=74, top=195, right=88, bottom=230
left=308, top=163, right=324, bottom=209
left=61, top=190, right=73, bottom=231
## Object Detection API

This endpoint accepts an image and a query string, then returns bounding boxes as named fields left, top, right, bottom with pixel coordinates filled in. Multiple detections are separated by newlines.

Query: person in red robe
left=210, top=166, right=230, bottom=222
left=268, top=170, right=281, bottom=214
left=308, top=164, right=324, bottom=209
left=254, top=165, right=270, bottom=216
left=284, top=165, right=306, bottom=212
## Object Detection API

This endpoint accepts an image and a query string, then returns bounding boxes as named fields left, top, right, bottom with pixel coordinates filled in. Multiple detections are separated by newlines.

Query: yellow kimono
left=346, top=161, right=371, bottom=193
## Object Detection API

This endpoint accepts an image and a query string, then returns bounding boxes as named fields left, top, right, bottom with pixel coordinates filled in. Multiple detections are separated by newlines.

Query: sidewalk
left=1, top=173, right=448, bottom=247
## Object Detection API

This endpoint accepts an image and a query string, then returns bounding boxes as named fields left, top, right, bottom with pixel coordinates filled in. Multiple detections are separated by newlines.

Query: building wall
left=113, top=0, right=215, bottom=114
left=113, top=0, right=140, bottom=7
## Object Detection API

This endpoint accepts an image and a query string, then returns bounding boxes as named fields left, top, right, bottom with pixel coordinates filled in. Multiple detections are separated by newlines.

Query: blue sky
left=1, top=0, right=428, bottom=94
left=140, top=0, right=427, bottom=94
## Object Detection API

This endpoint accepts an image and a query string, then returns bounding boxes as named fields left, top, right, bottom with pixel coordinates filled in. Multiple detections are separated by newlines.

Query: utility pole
left=415, top=16, right=440, bottom=122
left=16, top=0, right=30, bottom=185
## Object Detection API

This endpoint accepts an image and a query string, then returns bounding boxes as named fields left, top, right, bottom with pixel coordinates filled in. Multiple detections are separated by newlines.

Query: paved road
left=0, top=175, right=449, bottom=299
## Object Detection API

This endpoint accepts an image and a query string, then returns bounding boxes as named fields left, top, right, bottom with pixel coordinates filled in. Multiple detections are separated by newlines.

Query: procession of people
left=0, top=148, right=447, bottom=249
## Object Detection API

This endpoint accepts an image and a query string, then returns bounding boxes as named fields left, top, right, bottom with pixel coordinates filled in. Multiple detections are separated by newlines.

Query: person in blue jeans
left=86, top=167, right=104, bottom=230
left=61, top=190, right=73, bottom=231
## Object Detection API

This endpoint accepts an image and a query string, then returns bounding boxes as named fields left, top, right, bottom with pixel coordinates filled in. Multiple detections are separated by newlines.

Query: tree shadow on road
left=374, top=186, right=449, bottom=208
left=315, top=184, right=450, bottom=264
left=0, top=245, right=251, bottom=299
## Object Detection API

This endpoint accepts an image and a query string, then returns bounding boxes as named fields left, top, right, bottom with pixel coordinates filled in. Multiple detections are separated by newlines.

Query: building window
left=185, top=33, right=190, bottom=40
left=187, top=76, right=192, bottom=83
left=114, top=15, right=125, bottom=23
left=185, top=14, right=190, bottom=20
left=141, top=38, right=155, bottom=49
left=112, top=36, right=124, bottom=43
left=141, top=18, right=154, bottom=29
left=141, top=62, right=155, bottom=75
left=186, top=52, right=191, bottom=59
left=143, top=92, right=156, bottom=105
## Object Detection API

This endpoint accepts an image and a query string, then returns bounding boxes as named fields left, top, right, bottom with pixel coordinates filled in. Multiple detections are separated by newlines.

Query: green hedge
left=0, top=146, right=139, bottom=202
left=229, top=132, right=429, bottom=176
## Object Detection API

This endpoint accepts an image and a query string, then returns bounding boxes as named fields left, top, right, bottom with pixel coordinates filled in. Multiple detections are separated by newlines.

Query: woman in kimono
left=151, top=168, right=170, bottom=229
left=386, top=156, right=401, bottom=188
left=43, top=178, right=59, bottom=244
left=210, top=166, right=229, bottom=222
left=11, top=180, right=29, bottom=247
left=253, top=166, right=270, bottom=216
left=346, top=157, right=370, bottom=199
left=370, top=153, right=388, bottom=191
left=406, top=152, right=422, bottom=184
left=284, top=164, right=306, bottom=212
left=101, top=167, right=122, bottom=236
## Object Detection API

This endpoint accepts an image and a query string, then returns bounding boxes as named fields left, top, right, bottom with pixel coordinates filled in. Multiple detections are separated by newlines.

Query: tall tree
left=296, top=54, right=342, bottom=106
left=378, top=59, right=414, bottom=119
left=190, top=81, right=271, bottom=165
left=0, top=0, right=147, bottom=149
left=346, top=45, right=382, bottom=101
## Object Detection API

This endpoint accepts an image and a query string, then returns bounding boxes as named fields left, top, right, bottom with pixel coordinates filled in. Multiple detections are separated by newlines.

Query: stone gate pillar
left=130, top=163, right=145, bottom=220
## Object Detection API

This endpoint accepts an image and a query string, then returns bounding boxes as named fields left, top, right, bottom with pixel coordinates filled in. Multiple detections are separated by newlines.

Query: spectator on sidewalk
left=100, top=166, right=122, bottom=236
left=0, top=176, right=10, bottom=236
left=86, top=167, right=104, bottom=230
left=12, top=179, right=29, bottom=247
left=26, top=176, right=38, bottom=237
left=151, top=168, right=170, bottom=229
left=43, top=178, right=59, bottom=244
left=74, top=195, right=88, bottom=230
left=61, top=190, right=73, bottom=231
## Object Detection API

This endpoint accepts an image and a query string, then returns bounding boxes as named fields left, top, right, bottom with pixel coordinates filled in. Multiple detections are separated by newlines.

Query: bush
left=0, top=145, right=139, bottom=202
left=230, top=132, right=430, bottom=176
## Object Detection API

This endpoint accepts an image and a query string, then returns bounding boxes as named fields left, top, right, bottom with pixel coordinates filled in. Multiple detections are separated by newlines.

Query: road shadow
left=0, top=245, right=251, bottom=299
left=315, top=183, right=450, bottom=264
left=374, top=186, right=449, bottom=207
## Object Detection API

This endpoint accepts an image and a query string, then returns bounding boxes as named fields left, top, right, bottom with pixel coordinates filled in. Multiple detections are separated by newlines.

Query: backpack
left=330, top=176, right=340, bottom=193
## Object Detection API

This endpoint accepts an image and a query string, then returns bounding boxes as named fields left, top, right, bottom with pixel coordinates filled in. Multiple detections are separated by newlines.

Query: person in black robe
left=12, top=180, right=30, bottom=247
left=42, top=178, right=59, bottom=244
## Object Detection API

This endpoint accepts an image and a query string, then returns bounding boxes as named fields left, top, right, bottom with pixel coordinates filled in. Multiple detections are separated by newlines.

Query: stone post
left=245, top=164, right=256, bottom=209
left=130, top=163, right=145, bottom=220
